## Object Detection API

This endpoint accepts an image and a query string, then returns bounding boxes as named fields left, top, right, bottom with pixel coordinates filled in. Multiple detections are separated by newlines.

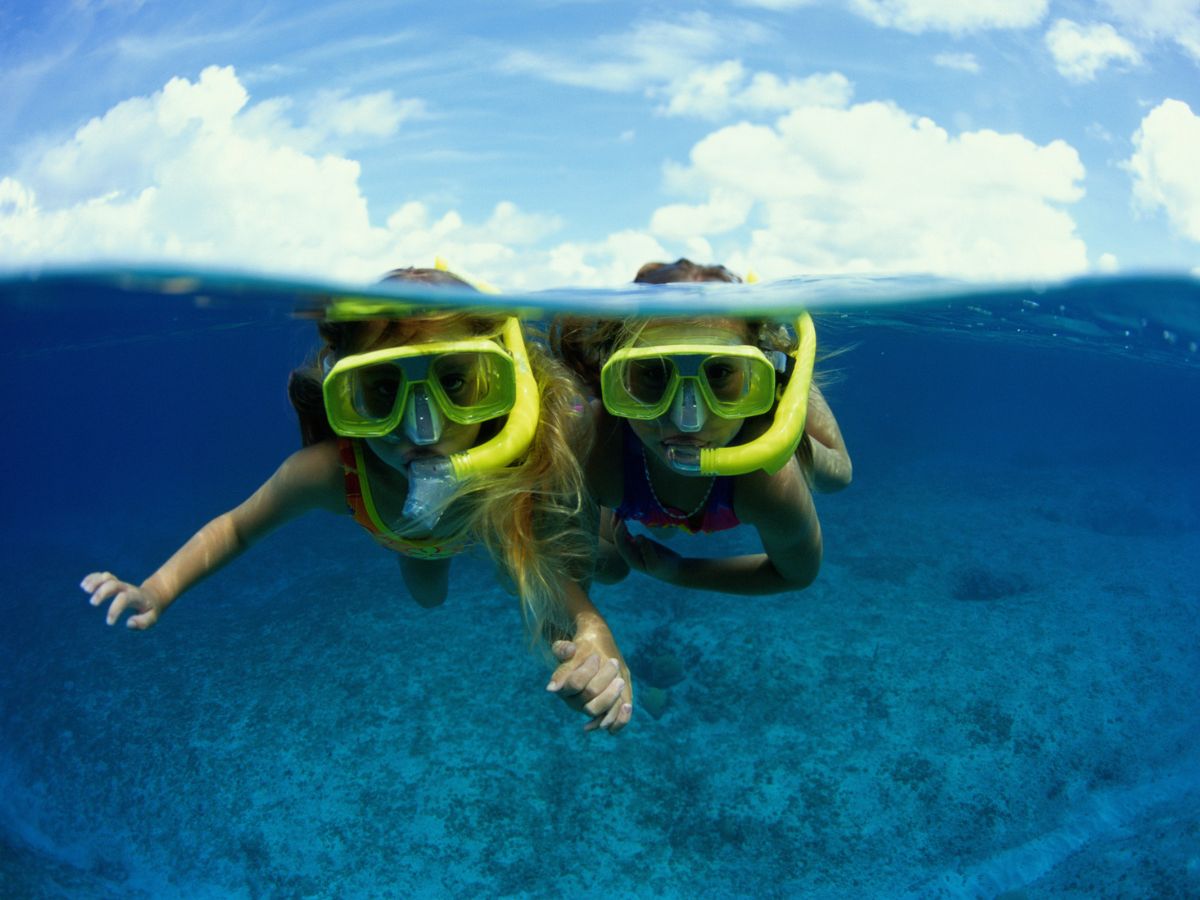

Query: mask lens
left=351, top=364, right=404, bottom=421
left=702, top=356, right=751, bottom=403
left=626, top=357, right=674, bottom=405
left=429, top=351, right=511, bottom=419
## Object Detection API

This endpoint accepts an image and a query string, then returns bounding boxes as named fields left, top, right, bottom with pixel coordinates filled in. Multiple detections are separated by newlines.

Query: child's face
left=623, top=319, right=754, bottom=474
left=360, top=323, right=488, bottom=473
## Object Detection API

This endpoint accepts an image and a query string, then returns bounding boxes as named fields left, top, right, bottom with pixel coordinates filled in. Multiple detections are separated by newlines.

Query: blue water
left=2, top=270, right=1199, bottom=898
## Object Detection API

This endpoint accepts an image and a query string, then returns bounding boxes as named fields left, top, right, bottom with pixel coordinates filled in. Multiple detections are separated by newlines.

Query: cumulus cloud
left=1045, top=19, right=1142, bottom=82
left=846, top=0, right=1048, bottom=34
left=1126, top=99, right=1200, bottom=243
left=649, top=101, right=1088, bottom=280
left=536, top=230, right=672, bottom=288
left=0, top=66, right=557, bottom=283
left=661, top=63, right=852, bottom=119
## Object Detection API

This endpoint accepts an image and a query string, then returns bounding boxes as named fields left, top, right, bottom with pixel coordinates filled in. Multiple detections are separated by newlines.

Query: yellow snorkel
left=698, top=312, right=816, bottom=476
left=447, top=316, right=539, bottom=478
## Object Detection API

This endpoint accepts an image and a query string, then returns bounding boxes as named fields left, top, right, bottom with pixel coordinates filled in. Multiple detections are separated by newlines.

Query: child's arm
left=804, top=384, right=852, bottom=493
left=545, top=580, right=634, bottom=734
left=615, top=461, right=822, bottom=595
left=82, top=442, right=346, bottom=628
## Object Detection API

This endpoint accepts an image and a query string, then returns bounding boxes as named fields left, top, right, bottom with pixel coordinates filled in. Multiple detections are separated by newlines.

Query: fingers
left=82, top=572, right=148, bottom=626
left=545, top=641, right=580, bottom=691
left=585, top=686, right=634, bottom=734
left=547, top=652, right=602, bottom=696
left=104, top=590, right=138, bottom=626
left=126, top=608, right=158, bottom=630
left=80, top=571, right=119, bottom=595
left=587, top=702, right=633, bottom=734
left=580, top=672, right=626, bottom=718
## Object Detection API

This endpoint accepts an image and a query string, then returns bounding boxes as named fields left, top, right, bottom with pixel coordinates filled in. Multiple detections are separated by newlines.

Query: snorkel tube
left=698, top=312, right=816, bottom=477
left=400, top=317, right=539, bottom=529
left=449, top=316, right=539, bottom=478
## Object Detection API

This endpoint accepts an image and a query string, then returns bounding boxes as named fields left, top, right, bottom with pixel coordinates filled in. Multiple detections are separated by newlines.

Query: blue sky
left=2, top=0, right=1198, bottom=288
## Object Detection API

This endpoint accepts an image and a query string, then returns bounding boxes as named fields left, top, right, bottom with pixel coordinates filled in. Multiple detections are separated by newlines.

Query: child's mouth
left=662, top=441, right=703, bottom=471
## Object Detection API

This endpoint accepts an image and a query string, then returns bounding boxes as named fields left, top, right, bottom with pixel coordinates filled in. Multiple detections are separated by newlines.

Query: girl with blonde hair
left=82, top=267, right=633, bottom=733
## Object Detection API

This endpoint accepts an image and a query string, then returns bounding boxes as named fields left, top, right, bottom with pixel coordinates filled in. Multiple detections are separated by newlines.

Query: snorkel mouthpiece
left=665, top=445, right=703, bottom=473
left=401, top=456, right=458, bottom=530
left=403, top=385, right=444, bottom=445
left=670, top=382, right=706, bottom=433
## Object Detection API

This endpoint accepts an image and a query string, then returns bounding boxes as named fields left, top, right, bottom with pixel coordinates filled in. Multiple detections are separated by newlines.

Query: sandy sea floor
left=3, top=446, right=1198, bottom=898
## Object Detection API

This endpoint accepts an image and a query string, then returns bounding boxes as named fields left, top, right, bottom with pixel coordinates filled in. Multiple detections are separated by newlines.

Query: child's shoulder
left=278, top=440, right=349, bottom=507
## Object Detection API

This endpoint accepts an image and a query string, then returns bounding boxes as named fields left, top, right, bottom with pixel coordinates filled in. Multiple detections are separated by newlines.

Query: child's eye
left=356, top=373, right=401, bottom=417
left=628, top=359, right=671, bottom=398
left=439, top=373, right=468, bottom=396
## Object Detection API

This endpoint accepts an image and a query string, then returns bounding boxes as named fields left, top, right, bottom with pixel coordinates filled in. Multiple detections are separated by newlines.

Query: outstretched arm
left=82, top=442, right=346, bottom=628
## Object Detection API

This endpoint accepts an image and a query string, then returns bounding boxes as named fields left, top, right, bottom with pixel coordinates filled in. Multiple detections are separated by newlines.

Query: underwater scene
left=2, top=269, right=1199, bottom=898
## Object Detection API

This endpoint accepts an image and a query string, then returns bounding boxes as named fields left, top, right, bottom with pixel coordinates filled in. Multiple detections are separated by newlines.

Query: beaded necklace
left=641, top=446, right=715, bottom=521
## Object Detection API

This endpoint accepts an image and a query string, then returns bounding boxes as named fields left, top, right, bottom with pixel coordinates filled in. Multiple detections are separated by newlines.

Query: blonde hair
left=456, top=337, right=594, bottom=647
left=289, top=281, right=595, bottom=650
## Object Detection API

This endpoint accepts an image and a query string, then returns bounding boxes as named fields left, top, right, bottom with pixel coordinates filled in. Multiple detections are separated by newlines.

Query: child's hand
left=80, top=572, right=164, bottom=630
left=614, top=521, right=683, bottom=584
left=546, top=640, right=633, bottom=734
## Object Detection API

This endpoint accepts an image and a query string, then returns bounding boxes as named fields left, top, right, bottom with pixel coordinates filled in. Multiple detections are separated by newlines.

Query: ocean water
left=1, top=269, right=1198, bottom=898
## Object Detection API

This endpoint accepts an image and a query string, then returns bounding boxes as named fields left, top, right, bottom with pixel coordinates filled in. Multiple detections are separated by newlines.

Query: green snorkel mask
left=322, top=316, right=539, bottom=526
left=601, top=312, right=816, bottom=476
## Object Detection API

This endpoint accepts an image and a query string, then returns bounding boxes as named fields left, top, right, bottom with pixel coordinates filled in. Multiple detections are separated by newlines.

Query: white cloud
left=502, top=13, right=845, bottom=122
left=1126, top=99, right=1200, bottom=243
left=650, top=101, right=1088, bottom=280
left=308, top=89, right=425, bottom=140
left=0, top=66, right=558, bottom=282
left=933, top=52, right=981, bottom=73
left=1097, top=252, right=1120, bottom=272
left=651, top=188, right=755, bottom=238
left=501, top=14, right=756, bottom=92
left=1100, top=0, right=1200, bottom=63
left=1045, top=19, right=1142, bottom=82
left=847, top=0, right=1049, bottom=34
left=661, top=62, right=852, bottom=119
left=537, top=230, right=671, bottom=288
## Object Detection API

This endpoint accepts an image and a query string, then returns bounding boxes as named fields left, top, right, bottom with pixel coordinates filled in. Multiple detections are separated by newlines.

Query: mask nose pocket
left=403, top=385, right=444, bottom=445
left=670, top=381, right=707, bottom=433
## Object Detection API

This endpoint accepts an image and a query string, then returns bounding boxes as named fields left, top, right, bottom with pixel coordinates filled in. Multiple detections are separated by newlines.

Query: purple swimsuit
left=614, top=424, right=741, bottom=535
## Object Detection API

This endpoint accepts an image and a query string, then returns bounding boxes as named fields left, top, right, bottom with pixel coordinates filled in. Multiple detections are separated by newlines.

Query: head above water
left=633, top=258, right=743, bottom=284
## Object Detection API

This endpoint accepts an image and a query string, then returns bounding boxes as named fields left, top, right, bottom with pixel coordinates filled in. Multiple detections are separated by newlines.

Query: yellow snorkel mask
left=600, top=312, right=816, bottom=476
left=323, top=317, right=539, bottom=526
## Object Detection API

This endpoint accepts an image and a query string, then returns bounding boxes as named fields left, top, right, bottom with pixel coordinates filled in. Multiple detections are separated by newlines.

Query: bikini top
left=338, top=438, right=472, bottom=560
left=613, top=424, right=740, bottom=535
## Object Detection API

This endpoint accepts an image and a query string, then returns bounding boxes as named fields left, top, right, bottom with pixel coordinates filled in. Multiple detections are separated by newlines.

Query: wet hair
left=634, top=258, right=742, bottom=284
left=288, top=266, right=593, bottom=648
left=551, top=258, right=816, bottom=471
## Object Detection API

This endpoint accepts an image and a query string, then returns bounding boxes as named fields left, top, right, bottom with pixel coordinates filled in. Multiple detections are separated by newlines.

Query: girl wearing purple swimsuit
left=554, top=260, right=851, bottom=595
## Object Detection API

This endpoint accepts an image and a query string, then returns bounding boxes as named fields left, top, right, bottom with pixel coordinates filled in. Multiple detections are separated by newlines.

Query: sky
left=1, top=0, right=1199, bottom=289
